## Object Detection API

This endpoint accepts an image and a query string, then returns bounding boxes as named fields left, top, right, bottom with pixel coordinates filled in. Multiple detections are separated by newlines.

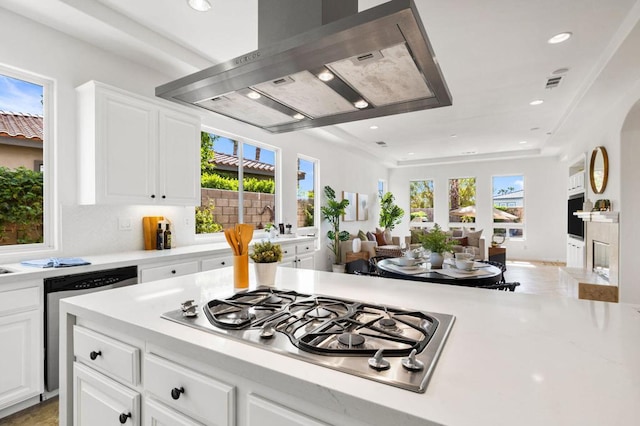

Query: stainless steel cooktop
left=162, top=287, right=454, bottom=393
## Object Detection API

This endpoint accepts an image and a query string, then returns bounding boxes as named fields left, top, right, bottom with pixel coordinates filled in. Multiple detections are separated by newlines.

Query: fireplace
left=592, top=241, right=610, bottom=280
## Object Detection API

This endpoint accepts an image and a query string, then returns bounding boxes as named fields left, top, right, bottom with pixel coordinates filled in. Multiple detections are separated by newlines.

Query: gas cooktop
left=162, top=287, right=455, bottom=393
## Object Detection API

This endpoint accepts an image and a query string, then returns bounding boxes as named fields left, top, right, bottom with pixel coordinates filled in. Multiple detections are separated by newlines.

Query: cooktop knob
left=401, top=349, right=424, bottom=371
left=181, top=300, right=198, bottom=317
left=260, top=322, right=275, bottom=339
left=368, top=349, right=390, bottom=371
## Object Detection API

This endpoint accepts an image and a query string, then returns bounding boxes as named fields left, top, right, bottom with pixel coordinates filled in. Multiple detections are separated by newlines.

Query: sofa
left=339, top=234, right=411, bottom=264
left=409, top=227, right=486, bottom=260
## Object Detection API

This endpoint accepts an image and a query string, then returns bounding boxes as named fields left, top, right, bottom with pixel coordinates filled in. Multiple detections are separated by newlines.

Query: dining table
left=375, top=257, right=503, bottom=286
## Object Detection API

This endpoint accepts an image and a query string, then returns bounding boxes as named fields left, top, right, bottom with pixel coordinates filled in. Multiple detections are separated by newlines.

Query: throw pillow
left=366, top=231, right=376, bottom=242
left=462, top=228, right=483, bottom=247
left=357, top=230, right=367, bottom=241
left=452, top=236, right=469, bottom=246
left=374, top=231, right=387, bottom=246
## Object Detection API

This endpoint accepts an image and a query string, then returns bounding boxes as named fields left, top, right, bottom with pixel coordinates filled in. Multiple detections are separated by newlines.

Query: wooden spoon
left=224, top=228, right=239, bottom=255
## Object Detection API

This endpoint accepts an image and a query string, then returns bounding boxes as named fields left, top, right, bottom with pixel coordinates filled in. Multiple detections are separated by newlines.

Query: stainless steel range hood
left=156, top=0, right=451, bottom=133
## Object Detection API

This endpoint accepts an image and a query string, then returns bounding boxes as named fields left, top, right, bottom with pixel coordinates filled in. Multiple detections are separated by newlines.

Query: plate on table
left=390, top=257, right=423, bottom=267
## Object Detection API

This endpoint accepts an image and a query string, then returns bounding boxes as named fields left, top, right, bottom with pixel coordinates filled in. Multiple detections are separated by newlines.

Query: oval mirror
left=589, top=146, right=609, bottom=194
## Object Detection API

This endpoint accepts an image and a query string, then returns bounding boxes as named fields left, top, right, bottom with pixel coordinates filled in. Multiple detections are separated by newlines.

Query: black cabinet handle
left=171, top=270, right=176, bottom=274
left=221, top=261, right=226, bottom=266
left=171, top=386, right=184, bottom=400
left=119, top=412, right=131, bottom=424
left=89, top=350, right=102, bottom=360
left=162, top=195, right=166, bottom=199
left=150, top=194, right=156, bottom=199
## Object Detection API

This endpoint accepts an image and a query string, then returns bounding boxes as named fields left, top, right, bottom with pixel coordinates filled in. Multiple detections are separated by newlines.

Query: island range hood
left=156, top=0, right=452, bottom=133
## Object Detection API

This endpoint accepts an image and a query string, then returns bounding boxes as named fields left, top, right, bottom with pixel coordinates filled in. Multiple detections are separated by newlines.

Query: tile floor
left=0, top=260, right=569, bottom=425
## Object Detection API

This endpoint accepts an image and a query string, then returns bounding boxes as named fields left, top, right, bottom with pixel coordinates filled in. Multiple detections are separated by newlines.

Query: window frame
left=296, top=154, right=319, bottom=234
left=409, top=178, right=435, bottom=229
left=491, top=174, right=525, bottom=242
left=196, top=126, right=281, bottom=242
left=0, top=64, right=56, bottom=259
left=447, top=176, right=477, bottom=226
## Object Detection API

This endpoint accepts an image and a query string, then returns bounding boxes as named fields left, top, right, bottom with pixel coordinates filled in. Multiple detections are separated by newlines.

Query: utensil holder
left=234, top=253, right=249, bottom=288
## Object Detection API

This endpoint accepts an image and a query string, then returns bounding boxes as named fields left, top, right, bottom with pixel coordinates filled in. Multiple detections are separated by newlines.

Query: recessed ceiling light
left=552, top=67, right=570, bottom=75
left=187, top=0, right=211, bottom=12
left=529, top=99, right=544, bottom=106
left=462, top=151, right=477, bottom=155
left=370, top=125, right=378, bottom=130
left=246, top=91, right=261, bottom=100
left=354, top=100, right=368, bottom=109
left=548, top=32, right=572, bottom=44
left=450, top=134, right=457, bottom=138
left=519, top=141, right=528, bottom=144
left=317, top=70, right=334, bottom=82
left=407, top=152, right=415, bottom=156
left=530, top=127, right=540, bottom=131
left=293, top=113, right=305, bottom=120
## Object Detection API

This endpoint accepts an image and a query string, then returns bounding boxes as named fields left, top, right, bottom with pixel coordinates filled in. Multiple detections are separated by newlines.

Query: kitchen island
left=59, top=267, right=640, bottom=426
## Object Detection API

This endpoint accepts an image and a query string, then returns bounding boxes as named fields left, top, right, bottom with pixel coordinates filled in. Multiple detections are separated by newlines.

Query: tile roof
left=212, top=151, right=275, bottom=173
left=0, top=111, right=44, bottom=141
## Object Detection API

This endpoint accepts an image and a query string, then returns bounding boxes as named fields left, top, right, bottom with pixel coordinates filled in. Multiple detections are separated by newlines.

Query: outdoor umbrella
left=449, top=205, right=518, bottom=221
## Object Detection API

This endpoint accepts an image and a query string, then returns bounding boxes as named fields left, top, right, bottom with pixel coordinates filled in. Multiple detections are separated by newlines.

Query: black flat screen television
left=568, top=193, right=585, bottom=240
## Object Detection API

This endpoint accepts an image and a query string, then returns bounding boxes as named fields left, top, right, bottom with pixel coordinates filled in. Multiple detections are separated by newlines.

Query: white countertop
left=60, top=267, right=640, bottom=426
left=0, top=235, right=315, bottom=284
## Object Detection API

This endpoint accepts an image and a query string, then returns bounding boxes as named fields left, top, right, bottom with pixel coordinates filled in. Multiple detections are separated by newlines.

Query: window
left=198, top=131, right=278, bottom=234
left=448, top=177, right=476, bottom=223
left=492, top=175, right=524, bottom=239
left=297, top=156, right=317, bottom=229
left=0, top=69, right=52, bottom=250
left=409, top=180, right=434, bottom=226
left=378, top=179, right=386, bottom=199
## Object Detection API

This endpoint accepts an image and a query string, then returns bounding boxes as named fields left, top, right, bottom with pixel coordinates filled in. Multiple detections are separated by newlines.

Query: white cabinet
left=568, top=154, right=586, bottom=195
left=145, top=398, right=204, bottom=426
left=279, top=242, right=316, bottom=269
left=200, top=254, right=234, bottom=271
left=139, top=260, right=199, bottom=283
left=144, top=353, right=235, bottom=426
left=77, top=80, right=200, bottom=206
left=567, top=237, right=585, bottom=268
left=0, top=282, right=42, bottom=411
left=247, top=394, right=329, bottom=426
left=73, top=362, right=140, bottom=426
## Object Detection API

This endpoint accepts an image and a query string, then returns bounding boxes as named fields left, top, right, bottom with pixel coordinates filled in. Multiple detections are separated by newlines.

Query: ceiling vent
left=375, top=141, right=388, bottom=147
left=156, top=0, right=452, bottom=133
left=545, top=76, right=563, bottom=89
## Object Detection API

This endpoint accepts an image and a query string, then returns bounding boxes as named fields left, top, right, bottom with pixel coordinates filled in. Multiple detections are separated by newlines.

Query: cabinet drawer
left=145, top=397, right=204, bottom=426
left=0, top=285, right=40, bottom=316
left=144, top=353, right=234, bottom=426
left=74, top=326, right=140, bottom=386
left=139, top=261, right=199, bottom=283
left=200, top=256, right=233, bottom=272
left=74, top=362, right=140, bottom=426
left=295, top=243, right=314, bottom=255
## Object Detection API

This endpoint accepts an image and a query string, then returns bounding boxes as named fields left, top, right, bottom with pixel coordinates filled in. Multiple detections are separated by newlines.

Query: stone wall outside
left=201, top=188, right=275, bottom=229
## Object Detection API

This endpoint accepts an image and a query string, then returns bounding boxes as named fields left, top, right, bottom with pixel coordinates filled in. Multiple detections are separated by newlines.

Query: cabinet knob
left=162, top=195, right=166, bottom=199
left=89, top=350, right=102, bottom=360
left=171, top=386, right=185, bottom=400
left=171, top=270, right=176, bottom=274
left=118, top=412, right=131, bottom=424
left=150, top=194, right=156, bottom=199
left=221, top=261, right=225, bottom=266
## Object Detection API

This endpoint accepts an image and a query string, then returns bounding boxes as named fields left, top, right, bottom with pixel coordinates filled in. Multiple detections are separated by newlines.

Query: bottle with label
left=164, top=223, right=172, bottom=249
left=156, top=223, right=164, bottom=250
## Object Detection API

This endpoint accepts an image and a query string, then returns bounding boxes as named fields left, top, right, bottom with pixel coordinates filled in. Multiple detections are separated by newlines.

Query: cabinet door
left=247, top=394, right=328, bottom=426
left=98, top=89, right=158, bottom=204
left=0, top=310, right=42, bottom=410
left=200, top=255, right=234, bottom=271
left=296, top=254, right=315, bottom=270
left=73, top=362, right=140, bottom=426
left=157, top=109, right=201, bottom=206
left=144, top=398, right=204, bottom=426
left=139, top=261, right=199, bottom=283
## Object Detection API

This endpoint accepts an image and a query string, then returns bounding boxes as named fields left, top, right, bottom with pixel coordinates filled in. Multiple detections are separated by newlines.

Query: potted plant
left=250, top=240, right=282, bottom=286
left=264, top=223, right=278, bottom=239
left=379, top=191, right=404, bottom=243
left=419, top=224, right=456, bottom=269
left=320, top=185, right=350, bottom=272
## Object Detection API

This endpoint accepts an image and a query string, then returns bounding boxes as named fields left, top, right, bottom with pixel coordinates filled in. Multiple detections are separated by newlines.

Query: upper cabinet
left=77, top=81, right=201, bottom=206
left=568, top=154, right=586, bottom=195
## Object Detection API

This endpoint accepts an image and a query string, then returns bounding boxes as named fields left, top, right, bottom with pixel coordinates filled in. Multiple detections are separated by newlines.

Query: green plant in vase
left=250, top=240, right=282, bottom=286
left=419, top=224, right=456, bottom=269
left=320, top=185, right=350, bottom=270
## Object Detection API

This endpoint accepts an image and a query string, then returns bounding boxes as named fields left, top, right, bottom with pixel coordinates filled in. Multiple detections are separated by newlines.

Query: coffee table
left=376, top=258, right=502, bottom=286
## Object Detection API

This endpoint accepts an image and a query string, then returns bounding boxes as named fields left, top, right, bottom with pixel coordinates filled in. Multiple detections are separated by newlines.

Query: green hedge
left=201, top=173, right=274, bottom=194
left=0, top=167, right=43, bottom=244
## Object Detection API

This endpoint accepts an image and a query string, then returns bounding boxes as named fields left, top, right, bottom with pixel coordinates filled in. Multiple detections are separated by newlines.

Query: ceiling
left=3, top=0, right=640, bottom=167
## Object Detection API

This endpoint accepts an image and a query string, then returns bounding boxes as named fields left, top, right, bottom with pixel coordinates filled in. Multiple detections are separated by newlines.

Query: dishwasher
left=43, top=265, right=138, bottom=392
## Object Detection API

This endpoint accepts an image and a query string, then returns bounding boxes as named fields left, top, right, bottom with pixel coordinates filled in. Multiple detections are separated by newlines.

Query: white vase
left=269, top=228, right=278, bottom=239
left=332, top=264, right=346, bottom=273
left=254, top=262, right=278, bottom=286
left=429, top=252, right=444, bottom=269
left=352, top=238, right=362, bottom=253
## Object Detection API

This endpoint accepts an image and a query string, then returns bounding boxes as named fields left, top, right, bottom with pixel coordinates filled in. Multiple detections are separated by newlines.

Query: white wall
left=389, top=156, right=566, bottom=262
left=0, top=7, right=388, bottom=268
